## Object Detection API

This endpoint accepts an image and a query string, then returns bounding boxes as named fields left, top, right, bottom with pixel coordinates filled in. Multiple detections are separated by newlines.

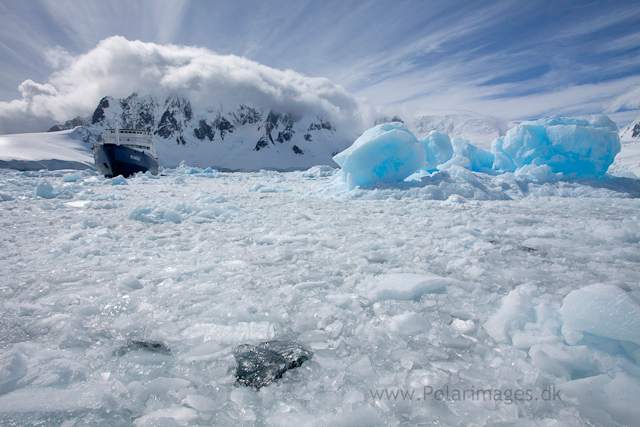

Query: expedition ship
left=93, top=126, right=158, bottom=177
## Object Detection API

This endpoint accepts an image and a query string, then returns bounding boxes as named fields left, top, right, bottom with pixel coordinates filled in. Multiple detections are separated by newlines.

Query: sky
left=1, top=0, right=640, bottom=134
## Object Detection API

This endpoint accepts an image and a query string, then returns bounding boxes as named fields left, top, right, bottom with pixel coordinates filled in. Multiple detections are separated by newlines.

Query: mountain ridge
left=80, top=92, right=354, bottom=171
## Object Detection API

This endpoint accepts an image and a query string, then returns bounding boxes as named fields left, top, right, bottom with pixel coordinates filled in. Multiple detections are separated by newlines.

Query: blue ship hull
left=94, top=144, right=158, bottom=178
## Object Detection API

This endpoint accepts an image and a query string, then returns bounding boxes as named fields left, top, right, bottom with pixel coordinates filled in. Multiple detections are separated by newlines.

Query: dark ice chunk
left=234, top=341, right=311, bottom=389
left=115, top=340, right=171, bottom=357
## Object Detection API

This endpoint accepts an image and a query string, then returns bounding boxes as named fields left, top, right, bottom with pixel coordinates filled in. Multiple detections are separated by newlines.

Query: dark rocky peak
left=375, top=116, right=404, bottom=125
left=303, top=117, right=335, bottom=141
left=135, top=96, right=159, bottom=132
left=119, top=92, right=139, bottom=128
left=192, top=110, right=234, bottom=142
left=265, top=111, right=296, bottom=129
left=633, top=122, right=640, bottom=138
left=156, top=96, right=193, bottom=139
left=307, top=117, right=335, bottom=132
left=48, top=116, right=89, bottom=132
left=231, top=105, right=262, bottom=126
left=162, top=96, right=193, bottom=121
left=91, top=96, right=112, bottom=125
left=194, top=119, right=215, bottom=141
left=262, top=111, right=298, bottom=147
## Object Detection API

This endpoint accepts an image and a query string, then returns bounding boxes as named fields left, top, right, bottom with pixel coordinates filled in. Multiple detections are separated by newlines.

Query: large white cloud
left=0, top=36, right=373, bottom=135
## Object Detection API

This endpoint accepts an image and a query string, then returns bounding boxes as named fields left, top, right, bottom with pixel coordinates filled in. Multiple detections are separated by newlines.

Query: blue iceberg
left=437, top=137, right=495, bottom=174
left=333, top=122, right=426, bottom=188
left=492, top=115, right=620, bottom=178
left=419, top=131, right=454, bottom=172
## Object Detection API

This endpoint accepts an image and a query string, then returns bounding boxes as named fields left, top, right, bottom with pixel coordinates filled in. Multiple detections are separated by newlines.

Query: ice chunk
left=560, top=283, right=640, bottom=344
left=362, top=273, right=450, bottom=301
left=528, top=343, right=595, bottom=379
left=133, top=406, right=199, bottom=427
left=0, top=350, right=27, bottom=395
left=234, top=341, right=312, bottom=389
left=483, top=284, right=538, bottom=343
left=329, top=403, right=384, bottom=426
left=333, top=123, right=426, bottom=188
left=562, top=372, right=640, bottom=426
left=182, top=394, right=217, bottom=412
left=0, top=384, right=108, bottom=413
left=62, top=171, right=84, bottom=182
left=110, top=175, right=128, bottom=185
left=419, top=131, right=454, bottom=171
left=35, top=180, right=56, bottom=198
left=181, top=321, right=275, bottom=343
left=492, top=115, right=620, bottom=178
left=163, top=209, right=182, bottom=224
left=437, top=138, right=494, bottom=173
left=388, top=313, right=429, bottom=336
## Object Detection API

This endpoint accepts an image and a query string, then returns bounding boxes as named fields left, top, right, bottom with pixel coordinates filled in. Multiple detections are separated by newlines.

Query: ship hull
left=94, top=144, right=158, bottom=178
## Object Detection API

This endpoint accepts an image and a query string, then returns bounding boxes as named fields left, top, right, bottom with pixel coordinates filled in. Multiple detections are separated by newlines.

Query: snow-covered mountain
left=48, top=116, right=89, bottom=132
left=620, top=116, right=640, bottom=143
left=83, top=93, right=356, bottom=171
left=410, top=111, right=506, bottom=149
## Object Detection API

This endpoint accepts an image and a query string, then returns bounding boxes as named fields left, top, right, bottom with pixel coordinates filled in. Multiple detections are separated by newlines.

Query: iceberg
left=437, top=137, right=494, bottom=173
left=492, top=115, right=620, bottom=178
left=418, top=131, right=454, bottom=172
left=333, top=122, right=426, bottom=188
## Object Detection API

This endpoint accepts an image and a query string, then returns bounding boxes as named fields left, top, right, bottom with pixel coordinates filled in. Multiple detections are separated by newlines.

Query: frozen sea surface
left=1, top=166, right=640, bottom=426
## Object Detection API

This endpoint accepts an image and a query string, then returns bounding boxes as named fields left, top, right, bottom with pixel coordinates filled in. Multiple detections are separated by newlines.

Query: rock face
left=83, top=92, right=350, bottom=170
left=234, top=341, right=311, bottom=389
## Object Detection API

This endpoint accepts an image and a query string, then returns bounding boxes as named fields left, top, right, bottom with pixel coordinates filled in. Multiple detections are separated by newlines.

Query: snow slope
left=620, top=116, right=640, bottom=143
left=609, top=140, right=640, bottom=178
left=608, top=115, right=640, bottom=177
left=0, top=128, right=94, bottom=171
left=411, top=111, right=506, bottom=149
left=1, top=166, right=640, bottom=426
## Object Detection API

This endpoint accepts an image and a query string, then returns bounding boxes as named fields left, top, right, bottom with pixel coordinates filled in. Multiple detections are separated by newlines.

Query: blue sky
left=1, top=0, right=640, bottom=132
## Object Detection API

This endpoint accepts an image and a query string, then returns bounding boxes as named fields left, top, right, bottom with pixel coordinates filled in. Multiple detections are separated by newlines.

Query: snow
left=609, top=139, right=640, bottom=178
left=492, top=116, right=621, bottom=178
left=0, top=128, right=94, bottom=171
left=0, top=139, right=640, bottom=425
left=333, top=122, right=426, bottom=188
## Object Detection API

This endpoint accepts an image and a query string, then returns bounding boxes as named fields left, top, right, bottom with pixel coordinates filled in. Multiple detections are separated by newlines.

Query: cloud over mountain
left=0, top=36, right=372, bottom=134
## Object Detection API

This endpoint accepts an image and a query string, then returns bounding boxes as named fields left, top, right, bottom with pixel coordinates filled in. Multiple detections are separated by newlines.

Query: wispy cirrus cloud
left=1, top=0, right=640, bottom=133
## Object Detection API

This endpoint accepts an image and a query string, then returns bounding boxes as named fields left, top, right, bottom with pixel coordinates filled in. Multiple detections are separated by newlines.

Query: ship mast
left=114, top=114, right=120, bottom=145
left=132, top=105, right=138, bottom=131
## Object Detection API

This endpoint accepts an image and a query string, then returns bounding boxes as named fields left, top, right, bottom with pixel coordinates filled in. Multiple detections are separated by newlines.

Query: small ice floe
left=234, top=341, right=312, bottom=389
